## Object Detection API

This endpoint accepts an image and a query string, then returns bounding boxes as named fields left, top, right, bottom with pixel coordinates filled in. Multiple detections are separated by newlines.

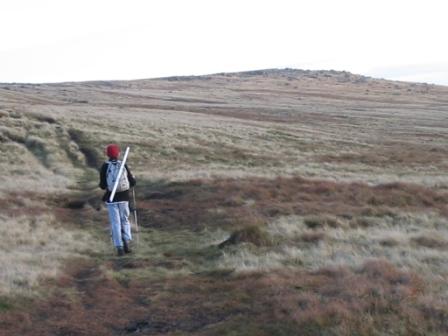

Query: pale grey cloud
left=0, top=0, right=447, bottom=84
left=368, top=64, right=448, bottom=85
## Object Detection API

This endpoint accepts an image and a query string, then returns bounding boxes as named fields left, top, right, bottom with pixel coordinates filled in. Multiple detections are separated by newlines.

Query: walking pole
left=132, top=187, right=139, bottom=247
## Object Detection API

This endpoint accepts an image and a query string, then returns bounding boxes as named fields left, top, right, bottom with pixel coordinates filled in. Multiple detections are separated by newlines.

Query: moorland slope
left=1, top=69, right=448, bottom=335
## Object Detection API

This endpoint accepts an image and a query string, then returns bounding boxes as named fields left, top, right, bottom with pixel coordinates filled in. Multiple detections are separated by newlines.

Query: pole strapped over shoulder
left=109, top=146, right=130, bottom=203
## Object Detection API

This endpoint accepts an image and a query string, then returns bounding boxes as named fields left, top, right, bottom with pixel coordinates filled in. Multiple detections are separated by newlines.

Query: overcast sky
left=1, top=0, right=447, bottom=85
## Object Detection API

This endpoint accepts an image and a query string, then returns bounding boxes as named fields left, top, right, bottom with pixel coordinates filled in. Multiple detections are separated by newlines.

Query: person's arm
left=125, top=164, right=136, bottom=187
left=99, top=163, right=108, bottom=190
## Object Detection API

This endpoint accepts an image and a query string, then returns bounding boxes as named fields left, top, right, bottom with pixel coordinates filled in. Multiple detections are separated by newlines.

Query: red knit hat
left=106, top=144, right=120, bottom=159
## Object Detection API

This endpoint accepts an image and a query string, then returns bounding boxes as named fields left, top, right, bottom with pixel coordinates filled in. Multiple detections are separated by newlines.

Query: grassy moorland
left=1, top=69, right=448, bottom=335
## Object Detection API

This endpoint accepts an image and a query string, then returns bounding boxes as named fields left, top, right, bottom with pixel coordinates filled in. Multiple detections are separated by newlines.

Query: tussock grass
left=1, top=72, right=448, bottom=334
left=411, top=234, right=448, bottom=250
left=320, top=143, right=448, bottom=169
left=5, top=253, right=447, bottom=335
left=218, top=226, right=272, bottom=248
left=297, top=231, right=326, bottom=243
left=270, top=260, right=429, bottom=335
left=219, top=213, right=448, bottom=278
left=0, top=214, right=103, bottom=295
left=130, top=177, right=448, bottom=283
left=379, top=237, right=401, bottom=247
left=0, top=113, right=86, bottom=196
left=304, top=214, right=347, bottom=229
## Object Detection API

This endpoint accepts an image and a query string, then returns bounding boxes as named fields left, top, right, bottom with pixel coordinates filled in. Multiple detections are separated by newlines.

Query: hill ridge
left=0, top=68, right=443, bottom=87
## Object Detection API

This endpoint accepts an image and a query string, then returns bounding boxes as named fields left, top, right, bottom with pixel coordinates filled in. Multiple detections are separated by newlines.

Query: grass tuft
left=304, top=215, right=346, bottom=229
left=411, top=234, right=448, bottom=250
left=298, top=231, right=326, bottom=244
left=219, top=226, right=272, bottom=248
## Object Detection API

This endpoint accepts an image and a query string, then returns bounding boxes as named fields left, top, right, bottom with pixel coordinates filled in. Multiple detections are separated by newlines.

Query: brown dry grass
left=2, top=259, right=446, bottom=336
left=319, top=143, right=448, bottom=170
left=0, top=191, right=108, bottom=296
left=2, top=70, right=448, bottom=335
left=218, top=225, right=272, bottom=248
left=137, top=178, right=448, bottom=232
left=1, top=177, right=447, bottom=335
left=3, top=69, right=448, bottom=188
left=0, top=212, right=102, bottom=296
left=411, top=234, right=448, bottom=250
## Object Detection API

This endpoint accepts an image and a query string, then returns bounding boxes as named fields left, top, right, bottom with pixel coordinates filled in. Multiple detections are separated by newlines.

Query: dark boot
left=123, top=240, right=132, bottom=254
left=116, top=247, right=125, bottom=256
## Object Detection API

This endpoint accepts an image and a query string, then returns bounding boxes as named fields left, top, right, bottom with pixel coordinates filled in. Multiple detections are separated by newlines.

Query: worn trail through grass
left=3, top=176, right=448, bottom=335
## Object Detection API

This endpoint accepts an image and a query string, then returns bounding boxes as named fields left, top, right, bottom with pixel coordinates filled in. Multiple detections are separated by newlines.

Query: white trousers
left=106, top=202, right=132, bottom=247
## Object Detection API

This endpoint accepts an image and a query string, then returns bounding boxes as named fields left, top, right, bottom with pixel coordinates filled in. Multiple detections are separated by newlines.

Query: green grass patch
left=0, top=297, right=14, bottom=312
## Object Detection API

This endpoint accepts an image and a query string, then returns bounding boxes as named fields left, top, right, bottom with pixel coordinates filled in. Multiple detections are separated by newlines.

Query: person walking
left=99, top=144, right=136, bottom=256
